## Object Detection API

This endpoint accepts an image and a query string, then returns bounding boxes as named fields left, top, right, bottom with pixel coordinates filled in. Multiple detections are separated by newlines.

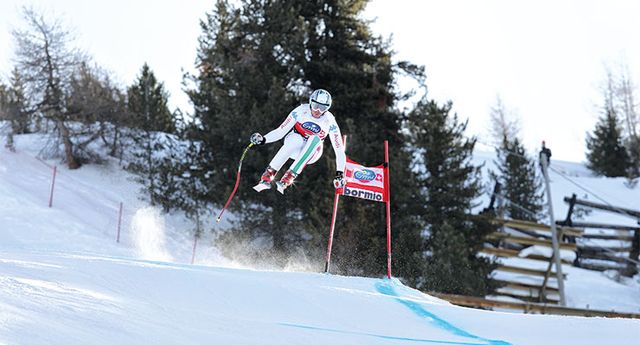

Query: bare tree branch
left=488, top=95, right=521, bottom=146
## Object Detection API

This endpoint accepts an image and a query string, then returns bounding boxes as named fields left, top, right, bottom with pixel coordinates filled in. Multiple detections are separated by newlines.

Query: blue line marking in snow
left=278, top=323, right=488, bottom=344
left=374, top=281, right=511, bottom=345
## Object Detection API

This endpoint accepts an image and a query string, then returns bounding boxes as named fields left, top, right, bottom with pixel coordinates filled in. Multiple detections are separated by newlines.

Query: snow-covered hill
left=1, top=134, right=639, bottom=344
left=3, top=251, right=639, bottom=345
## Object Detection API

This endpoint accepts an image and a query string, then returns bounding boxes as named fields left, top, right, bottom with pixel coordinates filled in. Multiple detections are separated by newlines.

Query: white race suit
left=263, top=103, right=346, bottom=175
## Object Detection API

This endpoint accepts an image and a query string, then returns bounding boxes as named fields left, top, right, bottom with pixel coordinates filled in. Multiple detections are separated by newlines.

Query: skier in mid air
left=249, top=89, right=347, bottom=194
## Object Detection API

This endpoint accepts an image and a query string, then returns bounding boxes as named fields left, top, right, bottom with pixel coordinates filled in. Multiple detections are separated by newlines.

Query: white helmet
left=309, top=89, right=332, bottom=113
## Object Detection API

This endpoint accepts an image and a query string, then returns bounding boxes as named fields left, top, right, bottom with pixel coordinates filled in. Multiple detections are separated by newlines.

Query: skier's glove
left=333, top=171, right=346, bottom=189
left=250, top=133, right=266, bottom=145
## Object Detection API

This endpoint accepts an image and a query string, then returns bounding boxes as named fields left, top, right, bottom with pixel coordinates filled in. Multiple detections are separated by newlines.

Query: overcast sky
left=1, top=0, right=639, bottom=162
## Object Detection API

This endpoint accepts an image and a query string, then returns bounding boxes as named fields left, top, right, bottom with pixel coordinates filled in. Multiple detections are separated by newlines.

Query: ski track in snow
left=374, top=281, right=511, bottom=345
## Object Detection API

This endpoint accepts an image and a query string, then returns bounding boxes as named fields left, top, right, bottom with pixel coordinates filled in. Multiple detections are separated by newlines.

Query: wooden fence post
left=624, top=229, right=640, bottom=276
left=559, top=194, right=578, bottom=244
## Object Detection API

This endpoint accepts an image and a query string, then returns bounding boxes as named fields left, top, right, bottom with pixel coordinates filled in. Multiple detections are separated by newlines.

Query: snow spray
left=131, top=207, right=173, bottom=262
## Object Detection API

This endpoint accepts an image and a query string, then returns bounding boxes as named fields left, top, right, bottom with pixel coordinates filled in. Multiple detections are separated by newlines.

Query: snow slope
left=1, top=135, right=640, bottom=344
left=3, top=251, right=639, bottom=345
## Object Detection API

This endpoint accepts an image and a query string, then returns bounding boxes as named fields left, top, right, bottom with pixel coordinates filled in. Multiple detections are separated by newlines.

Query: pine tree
left=188, top=0, right=425, bottom=277
left=292, top=0, right=425, bottom=277
left=612, top=64, right=640, bottom=179
left=409, top=99, right=497, bottom=296
left=3, top=68, right=31, bottom=138
left=127, top=63, right=175, bottom=134
left=599, top=64, right=639, bottom=179
left=188, top=0, right=306, bottom=266
left=127, top=63, right=177, bottom=206
left=627, top=136, right=640, bottom=179
left=495, top=136, right=544, bottom=221
left=0, top=83, right=9, bottom=149
left=586, top=108, right=630, bottom=177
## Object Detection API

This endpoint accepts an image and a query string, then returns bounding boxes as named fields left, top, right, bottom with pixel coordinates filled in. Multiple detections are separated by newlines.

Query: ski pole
left=216, top=143, right=254, bottom=223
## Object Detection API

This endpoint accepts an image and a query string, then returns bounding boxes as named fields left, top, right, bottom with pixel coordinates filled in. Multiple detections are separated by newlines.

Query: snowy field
left=1, top=134, right=639, bottom=344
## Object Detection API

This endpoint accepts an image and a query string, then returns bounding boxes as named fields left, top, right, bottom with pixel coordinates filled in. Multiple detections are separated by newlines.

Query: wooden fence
left=431, top=292, right=640, bottom=319
left=477, top=193, right=639, bottom=312
left=558, top=194, right=640, bottom=277
left=483, top=218, right=582, bottom=304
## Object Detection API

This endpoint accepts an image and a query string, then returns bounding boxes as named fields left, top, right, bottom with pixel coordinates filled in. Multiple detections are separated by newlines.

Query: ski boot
left=276, top=169, right=297, bottom=194
left=253, top=166, right=277, bottom=192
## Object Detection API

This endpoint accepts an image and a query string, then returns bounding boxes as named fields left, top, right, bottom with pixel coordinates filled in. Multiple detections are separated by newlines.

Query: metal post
left=191, top=236, right=198, bottom=265
left=116, top=202, right=123, bottom=243
left=540, top=152, right=566, bottom=306
left=48, top=165, right=57, bottom=208
left=191, top=213, right=201, bottom=265
left=384, top=140, right=392, bottom=279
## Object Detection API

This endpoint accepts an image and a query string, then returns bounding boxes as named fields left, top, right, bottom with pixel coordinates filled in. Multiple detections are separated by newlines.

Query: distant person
left=539, top=140, right=552, bottom=169
left=249, top=89, right=346, bottom=194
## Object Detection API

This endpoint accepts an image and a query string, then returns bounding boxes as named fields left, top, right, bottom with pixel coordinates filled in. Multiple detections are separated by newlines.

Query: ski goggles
left=310, top=100, right=330, bottom=113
